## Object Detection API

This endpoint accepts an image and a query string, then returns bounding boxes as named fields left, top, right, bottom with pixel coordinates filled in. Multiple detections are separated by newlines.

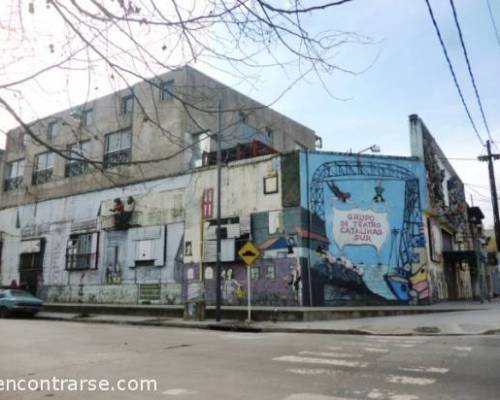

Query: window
left=160, top=80, right=174, bottom=101
left=238, top=111, right=248, bottom=123
left=266, top=265, right=276, bottom=280
left=32, top=152, right=54, bottom=185
left=47, top=121, right=59, bottom=142
left=65, top=141, right=90, bottom=177
left=263, top=175, right=279, bottom=195
left=66, top=233, right=95, bottom=270
left=81, top=109, right=93, bottom=127
left=104, top=129, right=131, bottom=168
left=121, top=95, right=134, bottom=114
left=250, top=267, right=260, bottom=280
left=4, top=159, right=25, bottom=191
left=266, top=128, right=273, bottom=142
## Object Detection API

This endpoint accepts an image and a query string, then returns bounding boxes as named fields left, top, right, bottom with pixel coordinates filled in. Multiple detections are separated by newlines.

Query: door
left=19, top=239, right=45, bottom=296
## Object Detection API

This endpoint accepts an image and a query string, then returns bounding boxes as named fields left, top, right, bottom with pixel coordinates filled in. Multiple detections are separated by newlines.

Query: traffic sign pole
left=237, top=241, right=260, bottom=324
left=247, top=265, right=251, bottom=322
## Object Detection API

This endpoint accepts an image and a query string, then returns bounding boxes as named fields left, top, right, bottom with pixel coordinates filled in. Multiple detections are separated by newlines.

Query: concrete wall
left=0, top=154, right=287, bottom=305
left=0, top=66, right=316, bottom=209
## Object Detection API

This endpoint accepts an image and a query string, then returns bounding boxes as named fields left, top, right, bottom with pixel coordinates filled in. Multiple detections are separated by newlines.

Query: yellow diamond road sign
left=238, top=241, right=260, bottom=266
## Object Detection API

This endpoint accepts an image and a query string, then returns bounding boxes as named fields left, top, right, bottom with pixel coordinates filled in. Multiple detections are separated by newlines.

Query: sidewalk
left=34, top=300, right=500, bottom=336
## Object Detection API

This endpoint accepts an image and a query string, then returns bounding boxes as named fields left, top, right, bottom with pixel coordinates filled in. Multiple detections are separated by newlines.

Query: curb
left=33, top=314, right=500, bottom=337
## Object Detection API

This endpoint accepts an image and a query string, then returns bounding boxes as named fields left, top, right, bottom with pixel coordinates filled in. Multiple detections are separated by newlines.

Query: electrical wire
left=486, top=0, right=500, bottom=49
left=449, top=0, right=494, bottom=144
left=424, top=0, right=485, bottom=147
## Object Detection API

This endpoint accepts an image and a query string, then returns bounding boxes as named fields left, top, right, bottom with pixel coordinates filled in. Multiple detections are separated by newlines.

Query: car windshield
left=8, top=290, right=35, bottom=298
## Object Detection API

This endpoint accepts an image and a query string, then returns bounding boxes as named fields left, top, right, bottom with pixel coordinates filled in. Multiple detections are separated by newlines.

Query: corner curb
left=33, top=314, right=500, bottom=336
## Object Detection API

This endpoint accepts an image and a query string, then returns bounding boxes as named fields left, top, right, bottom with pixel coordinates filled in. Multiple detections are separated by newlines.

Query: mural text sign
left=333, top=208, right=389, bottom=252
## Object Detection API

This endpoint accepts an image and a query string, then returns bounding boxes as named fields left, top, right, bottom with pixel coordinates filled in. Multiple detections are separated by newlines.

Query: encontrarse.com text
left=0, top=377, right=158, bottom=392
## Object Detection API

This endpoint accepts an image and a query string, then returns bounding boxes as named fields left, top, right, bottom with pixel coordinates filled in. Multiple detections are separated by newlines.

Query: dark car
left=0, top=289, right=44, bottom=318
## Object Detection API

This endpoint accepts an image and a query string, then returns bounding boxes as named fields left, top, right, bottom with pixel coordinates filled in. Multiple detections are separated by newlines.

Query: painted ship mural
left=306, top=158, right=430, bottom=305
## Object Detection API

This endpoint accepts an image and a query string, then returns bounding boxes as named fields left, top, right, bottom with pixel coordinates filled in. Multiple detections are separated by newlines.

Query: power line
left=424, top=0, right=485, bottom=147
left=449, top=0, right=494, bottom=144
left=486, top=0, right=500, bottom=49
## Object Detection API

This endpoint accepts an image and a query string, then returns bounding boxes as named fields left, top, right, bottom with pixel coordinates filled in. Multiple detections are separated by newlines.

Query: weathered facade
left=410, top=114, right=473, bottom=301
left=0, top=66, right=316, bottom=209
left=0, top=153, right=297, bottom=304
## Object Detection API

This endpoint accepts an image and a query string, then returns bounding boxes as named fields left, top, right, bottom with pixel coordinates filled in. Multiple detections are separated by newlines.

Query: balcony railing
left=65, top=161, right=89, bottom=177
left=3, top=176, right=23, bottom=191
left=103, top=149, right=131, bottom=168
left=32, top=169, right=53, bottom=185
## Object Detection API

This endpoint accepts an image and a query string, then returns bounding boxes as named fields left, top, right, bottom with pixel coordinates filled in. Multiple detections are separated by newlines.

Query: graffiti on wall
left=303, top=155, right=431, bottom=305
left=423, top=133, right=467, bottom=229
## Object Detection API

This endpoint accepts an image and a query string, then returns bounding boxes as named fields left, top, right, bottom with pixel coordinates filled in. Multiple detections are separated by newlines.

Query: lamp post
left=357, top=144, right=381, bottom=154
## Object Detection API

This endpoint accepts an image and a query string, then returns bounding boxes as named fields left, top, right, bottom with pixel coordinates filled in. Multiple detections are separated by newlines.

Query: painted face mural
left=302, top=154, right=431, bottom=305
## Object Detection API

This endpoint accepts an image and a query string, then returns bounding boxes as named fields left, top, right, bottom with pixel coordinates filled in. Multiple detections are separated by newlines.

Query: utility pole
left=478, top=140, right=500, bottom=251
left=215, top=99, right=222, bottom=322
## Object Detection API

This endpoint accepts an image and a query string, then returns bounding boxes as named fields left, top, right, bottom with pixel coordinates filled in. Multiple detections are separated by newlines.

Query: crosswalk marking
left=386, top=375, right=436, bottom=386
left=299, top=351, right=363, bottom=359
left=273, top=355, right=368, bottom=368
left=453, top=346, right=472, bottom=352
left=399, top=367, right=448, bottom=374
left=287, top=368, right=338, bottom=376
left=364, top=347, right=390, bottom=353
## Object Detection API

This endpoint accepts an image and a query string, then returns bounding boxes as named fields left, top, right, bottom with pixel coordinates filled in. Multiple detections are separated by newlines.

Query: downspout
left=305, top=150, right=313, bottom=306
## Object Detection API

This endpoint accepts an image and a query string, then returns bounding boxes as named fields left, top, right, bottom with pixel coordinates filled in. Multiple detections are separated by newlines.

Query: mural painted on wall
left=182, top=259, right=302, bottom=306
left=301, top=153, right=431, bottom=305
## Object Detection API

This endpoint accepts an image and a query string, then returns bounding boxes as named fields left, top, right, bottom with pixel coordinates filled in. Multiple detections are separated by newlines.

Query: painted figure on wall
left=304, top=156, right=431, bottom=305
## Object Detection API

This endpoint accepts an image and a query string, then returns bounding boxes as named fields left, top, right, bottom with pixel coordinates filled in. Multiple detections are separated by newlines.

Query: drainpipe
left=305, top=149, right=313, bottom=306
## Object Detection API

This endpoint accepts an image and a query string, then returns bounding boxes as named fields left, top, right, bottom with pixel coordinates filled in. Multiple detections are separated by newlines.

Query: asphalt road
left=0, top=319, right=499, bottom=400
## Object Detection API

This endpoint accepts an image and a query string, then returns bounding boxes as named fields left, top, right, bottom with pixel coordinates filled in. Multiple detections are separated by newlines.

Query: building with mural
left=0, top=68, right=483, bottom=308
left=0, top=67, right=318, bottom=306
left=296, top=151, right=430, bottom=306
left=410, top=114, right=476, bottom=301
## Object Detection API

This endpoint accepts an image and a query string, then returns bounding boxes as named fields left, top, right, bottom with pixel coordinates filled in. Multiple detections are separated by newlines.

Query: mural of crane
left=309, top=160, right=427, bottom=303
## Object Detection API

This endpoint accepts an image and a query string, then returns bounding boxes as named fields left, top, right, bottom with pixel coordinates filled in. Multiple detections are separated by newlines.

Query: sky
left=213, top=0, right=500, bottom=227
left=1, top=0, right=499, bottom=226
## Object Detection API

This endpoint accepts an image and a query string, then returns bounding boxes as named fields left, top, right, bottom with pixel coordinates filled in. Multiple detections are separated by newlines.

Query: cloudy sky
left=1, top=0, right=499, bottom=225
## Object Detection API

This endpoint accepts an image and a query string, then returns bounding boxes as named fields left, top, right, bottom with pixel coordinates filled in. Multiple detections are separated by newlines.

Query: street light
left=357, top=144, right=381, bottom=154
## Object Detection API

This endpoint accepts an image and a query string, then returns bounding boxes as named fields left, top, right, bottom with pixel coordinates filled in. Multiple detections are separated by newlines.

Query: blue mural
left=300, top=152, right=430, bottom=305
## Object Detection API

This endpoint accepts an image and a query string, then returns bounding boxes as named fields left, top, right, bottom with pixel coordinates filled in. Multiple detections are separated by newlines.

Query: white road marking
left=389, top=395, right=419, bottom=400
left=399, top=367, right=448, bottom=374
left=287, top=368, right=338, bottom=376
left=273, top=355, right=368, bottom=368
left=393, top=344, right=415, bottom=348
left=162, top=388, right=197, bottom=396
left=284, top=394, right=359, bottom=400
left=386, top=375, right=436, bottom=386
left=327, top=346, right=344, bottom=351
left=364, top=348, right=390, bottom=353
left=299, top=351, right=363, bottom=358
left=367, top=389, right=384, bottom=399
left=453, top=346, right=472, bottom=352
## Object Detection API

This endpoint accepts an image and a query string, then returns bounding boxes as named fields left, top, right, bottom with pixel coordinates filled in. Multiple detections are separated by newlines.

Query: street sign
left=238, top=241, right=261, bottom=266
left=237, top=241, right=260, bottom=323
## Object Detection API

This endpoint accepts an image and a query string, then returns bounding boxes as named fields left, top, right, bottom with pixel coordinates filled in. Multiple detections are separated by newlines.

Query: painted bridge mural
left=300, top=152, right=431, bottom=306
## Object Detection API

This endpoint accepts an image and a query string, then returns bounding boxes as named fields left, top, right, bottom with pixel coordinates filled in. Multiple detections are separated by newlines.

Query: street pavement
left=1, top=319, right=499, bottom=399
